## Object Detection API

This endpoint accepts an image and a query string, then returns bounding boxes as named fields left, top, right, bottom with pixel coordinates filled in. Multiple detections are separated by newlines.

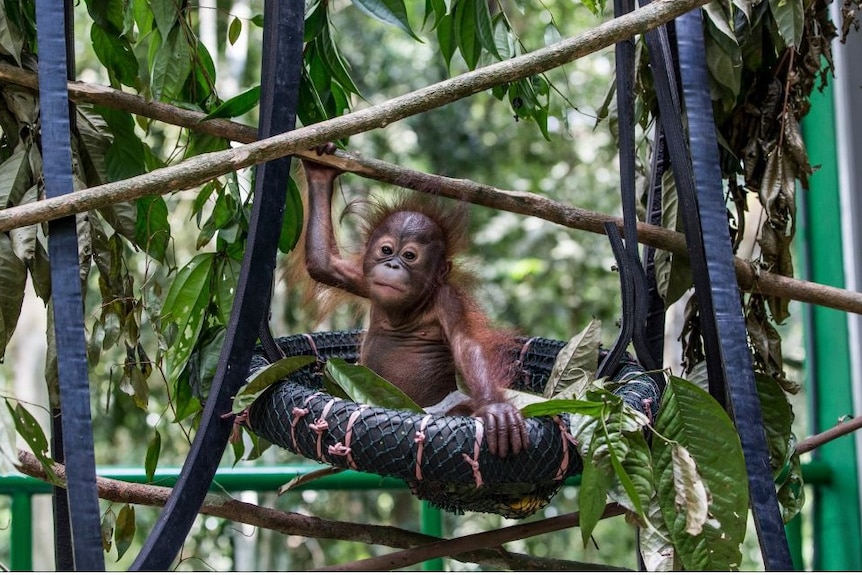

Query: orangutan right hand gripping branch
left=301, top=145, right=529, bottom=458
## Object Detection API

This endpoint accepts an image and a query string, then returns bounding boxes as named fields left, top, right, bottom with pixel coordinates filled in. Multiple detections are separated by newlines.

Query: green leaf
left=314, top=23, right=360, bottom=97
left=8, top=400, right=60, bottom=484
left=454, top=1, right=480, bottom=70
left=122, top=363, right=149, bottom=410
left=99, top=200, right=138, bottom=241
left=578, top=454, right=612, bottom=546
left=0, top=396, right=21, bottom=473
left=101, top=508, right=116, bottom=552
left=768, top=0, right=804, bottom=48
left=151, top=26, right=192, bottom=101
left=228, top=16, right=242, bottom=45
left=9, top=186, right=37, bottom=263
left=0, top=234, right=27, bottom=361
left=149, top=0, right=179, bottom=39
left=9, top=400, right=46, bottom=453
left=473, top=0, right=500, bottom=59
left=609, top=428, right=655, bottom=516
left=173, top=371, right=202, bottom=422
left=543, top=319, right=602, bottom=398
left=83, top=0, right=125, bottom=37
left=187, top=326, right=226, bottom=403
left=0, top=7, right=24, bottom=65
left=238, top=356, right=317, bottom=406
left=436, top=11, right=456, bottom=71
left=114, top=504, right=136, bottom=560
left=776, top=451, right=805, bottom=523
left=213, top=257, right=240, bottom=326
left=279, top=177, right=304, bottom=253
left=145, top=430, right=161, bottom=483
left=324, top=359, right=424, bottom=412
left=76, top=106, right=111, bottom=185
left=204, top=85, right=261, bottom=120
left=654, top=169, right=693, bottom=305
left=652, top=376, right=748, bottom=570
left=703, top=1, right=737, bottom=44
left=95, top=106, right=147, bottom=181
left=520, top=398, right=605, bottom=418
left=704, top=25, right=741, bottom=97
left=493, top=15, right=514, bottom=60
left=135, top=196, right=171, bottom=262
left=580, top=0, right=603, bottom=16
left=162, top=253, right=214, bottom=382
left=0, top=145, right=32, bottom=209
left=90, top=23, right=138, bottom=88
left=755, top=372, right=793, bottom=475
left=350, top=0, right=420, bottom=40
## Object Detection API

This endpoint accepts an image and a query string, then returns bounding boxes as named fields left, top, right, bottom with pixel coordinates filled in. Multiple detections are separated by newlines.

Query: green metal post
left=420, top=501, right=444, bottom=571
left=10, top=493, right=33, bottom=571
left=800, top=73, right=862, bottom=570
left=785, top=513, right=803, bottom=570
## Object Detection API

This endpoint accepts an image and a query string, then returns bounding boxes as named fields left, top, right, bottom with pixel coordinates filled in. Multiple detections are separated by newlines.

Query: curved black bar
left=130, top=0, right=305, bottom=569
left=36, top=0, right=105, bottom=569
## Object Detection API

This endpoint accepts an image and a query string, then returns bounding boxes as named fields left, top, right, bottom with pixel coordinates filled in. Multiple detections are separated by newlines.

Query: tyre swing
left=240, top=1, right=663, bottom=518
left=244, top=329, right=660, bottom=519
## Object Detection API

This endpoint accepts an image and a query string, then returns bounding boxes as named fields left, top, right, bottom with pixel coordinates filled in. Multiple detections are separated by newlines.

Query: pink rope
left=643, top=398, right=654, bottom=423
left=314, top=399, right=336, bottom=461
left=414, top=414, right=433, bottom=481
left=553, top=416, right=578, bottom=480
left=290, top=392, right=322, bottom=451
left=341, top=406, right=367, bottom=470
left=462, top=418, right=484, bottom=488
left=328, top=442, right=351, bottom=457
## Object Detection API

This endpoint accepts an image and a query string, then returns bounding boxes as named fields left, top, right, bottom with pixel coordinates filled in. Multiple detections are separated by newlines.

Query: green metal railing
left=0, top=461, right=832, bottom=571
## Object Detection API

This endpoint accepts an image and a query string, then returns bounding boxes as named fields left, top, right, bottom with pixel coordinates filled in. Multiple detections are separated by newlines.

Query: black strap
left=50, top=409, right=74, bottom=570
left=259, top=283, right=286, bottom=362
left=599, top=0, right=658, bottom=379
left=35, top=0, right=105, bottom=569
left=597, top=223, right=636, bottom=379
left=130, top=1, right=305, bottom=568
left=642, top=117, right=669, bottom=366
left=644, top=5, right=793, bottom=569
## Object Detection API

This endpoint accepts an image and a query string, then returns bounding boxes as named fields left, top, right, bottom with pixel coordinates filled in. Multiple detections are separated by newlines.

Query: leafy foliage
left=652, top=376, right=749, bottom=570
left=0, top=0, right=847, bottom=568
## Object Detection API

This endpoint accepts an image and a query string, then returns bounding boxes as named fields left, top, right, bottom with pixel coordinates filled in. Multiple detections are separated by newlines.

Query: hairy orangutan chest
left=360, top=320, right=458, bottom=407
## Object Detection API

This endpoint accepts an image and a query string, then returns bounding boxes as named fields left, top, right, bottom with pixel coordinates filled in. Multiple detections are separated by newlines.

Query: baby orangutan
left=301, top=146, right=529, bottom=457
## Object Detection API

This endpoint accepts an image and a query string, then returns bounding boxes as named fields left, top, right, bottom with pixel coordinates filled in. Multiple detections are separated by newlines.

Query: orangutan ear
left=440, top=260, right=452, bottom=279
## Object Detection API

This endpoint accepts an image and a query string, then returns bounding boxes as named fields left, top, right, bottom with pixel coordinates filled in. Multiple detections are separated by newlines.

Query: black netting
left=245, top=331, right=661, bottom=519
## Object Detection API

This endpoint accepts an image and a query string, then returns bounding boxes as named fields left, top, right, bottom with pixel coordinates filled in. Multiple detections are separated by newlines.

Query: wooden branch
left=796, top=415, right=862, bottom=455
left=323, top=504, right=628, bottom=572
left=0, top=0, right=709, bottom=232
left=317, top=151, right=862, bottom=316
left=13, top=449, right=599, bottom=570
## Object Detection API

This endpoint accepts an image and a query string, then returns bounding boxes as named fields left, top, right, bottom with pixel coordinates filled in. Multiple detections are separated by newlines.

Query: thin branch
left=3, top=59, right=862, bottom=317
left=322, top=504, right=629, bottom=572
left=0, top=0, right=710, bottom=234
left=796, top=415, right=862, bottom=455
left=13, top=449, right=602, bottom=570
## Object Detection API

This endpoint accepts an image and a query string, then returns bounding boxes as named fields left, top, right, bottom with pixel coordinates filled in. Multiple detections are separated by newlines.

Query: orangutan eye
left=380, top=245, right=393, bottom=255
left=403, top=250, right=417, bottom=261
